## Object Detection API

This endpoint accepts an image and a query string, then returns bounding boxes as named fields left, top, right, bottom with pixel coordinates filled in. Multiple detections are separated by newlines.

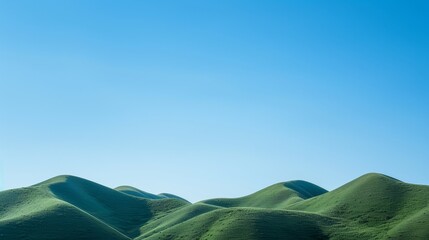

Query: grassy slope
left=288, top=173, right=429, bottom=239
left=1, top=173, right=428, bottom=240
left=137, top=174, right=429, bottom=240
left=136, top=180, right=331, bottom=239
left=143, top=208, right=337, bottom=240
left=201, top=180, right=327, bottom=209
left=0, top=187, right=129, bottom=240
left=0, top=175, right=189, bottom=240
left=115, top=185, right=166, bottom=199
left=157, top=193, right=189, bottom=202
left=137, top=203, right=221, bottom=239
left=115, top=186, right=189, bottom=203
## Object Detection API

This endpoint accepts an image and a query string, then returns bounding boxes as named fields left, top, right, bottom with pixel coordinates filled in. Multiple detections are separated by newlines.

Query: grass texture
left=1, top=173, right=428, bottom=239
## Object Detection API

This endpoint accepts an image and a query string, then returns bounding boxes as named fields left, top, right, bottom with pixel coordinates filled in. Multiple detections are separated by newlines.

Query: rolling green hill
left=288, top=173, right=429, bottom=239
left=115, top=186, right=189, bottom=203
left=0, top=175, right=188, bottom=240
left=1, top=173, right=428, bottom=239
left=201, top=180, right=327, bottom=209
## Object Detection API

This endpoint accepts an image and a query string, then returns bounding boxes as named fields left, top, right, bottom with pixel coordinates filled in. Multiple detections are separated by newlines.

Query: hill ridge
left=1, top=173, right=428, bottom=239
left=200, top=180, right=327, bottom=209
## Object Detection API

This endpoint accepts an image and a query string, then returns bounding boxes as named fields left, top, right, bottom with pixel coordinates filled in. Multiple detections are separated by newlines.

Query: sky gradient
left=1, top=0, right=428, bottom=202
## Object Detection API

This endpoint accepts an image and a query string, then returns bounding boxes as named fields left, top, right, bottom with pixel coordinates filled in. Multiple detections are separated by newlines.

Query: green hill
left=115, top=186, right=189, bottom=203
left=0, top=185, right=129, bottom=240
left=137, top=203, right=222, bottom=239
left=201, top=180, right=327, bottom=209
left=1, top=173, right=428, bottom=239
left=115, top=185, right=167, bottom=199
left=142, top=207, right=336, bottom=240
left=288, top=173, right=429, bottom=239
left=0, top=175, right=188, bottom=240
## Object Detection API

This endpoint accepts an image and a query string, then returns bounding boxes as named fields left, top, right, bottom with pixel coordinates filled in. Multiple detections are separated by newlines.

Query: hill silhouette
left=0, top=173, right=428, bottom=239
left=0, top=175, right=188, bottom=240
left=201, top=180, right=327, bottom=209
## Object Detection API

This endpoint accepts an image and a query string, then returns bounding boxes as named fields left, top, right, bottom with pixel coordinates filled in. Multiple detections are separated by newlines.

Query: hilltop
left=0, top=173, right=428, bottom=239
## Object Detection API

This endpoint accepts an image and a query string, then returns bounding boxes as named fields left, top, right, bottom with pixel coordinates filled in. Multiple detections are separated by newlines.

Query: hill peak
left=357, top=172, right=401, bottom=182
left=34, top=174, right=92, bottom=187
left=283, top=180, right=328, bottom=199
left=2, top=173, right=428, bottom=239
left=115, top=185, right=164, bottom=199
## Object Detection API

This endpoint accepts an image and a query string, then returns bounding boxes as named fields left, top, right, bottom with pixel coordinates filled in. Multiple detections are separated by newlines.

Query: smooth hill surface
left=0, top=175, right=188, bottom=240
left=115, top=186, right=189, bottom=203
left=201, top=180, right=327, bottom=209
left=288, top=173, right=429, bottom=239
left=1, top=173, right=428, bottom=239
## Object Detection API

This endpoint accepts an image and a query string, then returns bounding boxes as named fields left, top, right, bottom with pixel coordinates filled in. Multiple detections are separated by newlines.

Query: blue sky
left=0, top=0, right=428, bottom=202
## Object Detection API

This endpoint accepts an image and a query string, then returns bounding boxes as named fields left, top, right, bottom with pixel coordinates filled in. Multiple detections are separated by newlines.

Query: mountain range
left=1, top=173, right=428, bottom=239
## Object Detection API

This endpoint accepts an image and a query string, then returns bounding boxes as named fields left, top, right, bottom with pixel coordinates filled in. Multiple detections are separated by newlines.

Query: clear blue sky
left=0, top=1, right=428, bottom=202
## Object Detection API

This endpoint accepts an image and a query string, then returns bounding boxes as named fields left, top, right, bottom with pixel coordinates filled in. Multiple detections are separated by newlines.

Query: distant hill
left=201, top=180, right=327, bottom=209
left=1, top=173, right=428, bottom=239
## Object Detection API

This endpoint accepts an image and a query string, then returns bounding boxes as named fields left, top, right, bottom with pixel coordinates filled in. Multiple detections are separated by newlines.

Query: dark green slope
left=115, top=186, right=189, bottom=203
left=1, top=173, right=428, bottom=240
left=137, top=203, right=221, bottom=239
left=0, top=175, right=189, bottom=240
left=115, top=185, right=166, bottom=199
left=158, top=193, right=189, bottom=202
left=39, top=175, right=188, bottom=237
left=143, top=208, right=337, bottom=240
left=137, top=173, right=429, bottom=240
left=0, top=187, right=129, bottom=240
left=201, top=180, right=327, bottom=209
left=288, top=173, right=429, bottom=239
